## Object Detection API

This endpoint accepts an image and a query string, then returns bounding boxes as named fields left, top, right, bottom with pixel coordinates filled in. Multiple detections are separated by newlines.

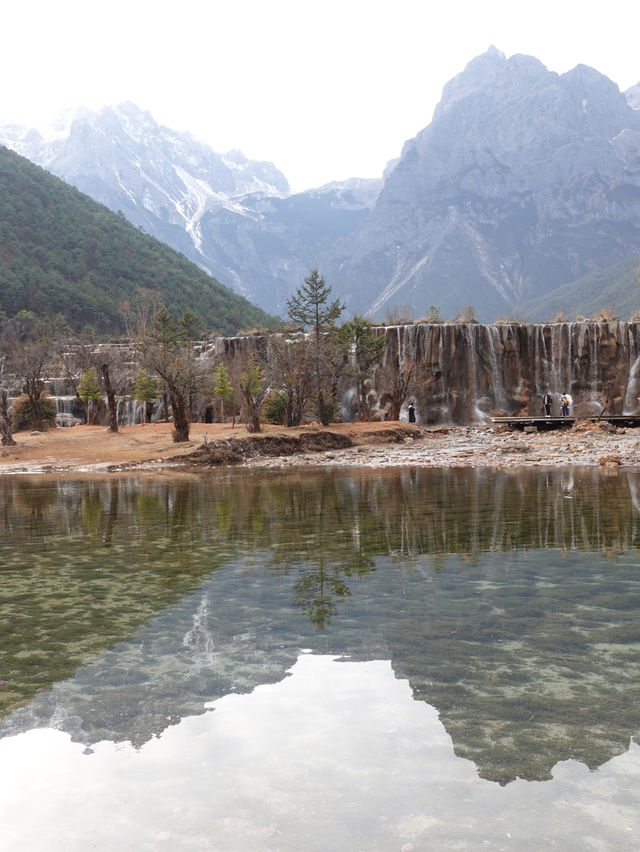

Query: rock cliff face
left=2, top=51, right=640, bottom=321
left=334, top=48, right=640, bottom=320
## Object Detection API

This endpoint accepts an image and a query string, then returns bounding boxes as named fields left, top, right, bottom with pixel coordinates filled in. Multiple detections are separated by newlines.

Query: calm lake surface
left=1, top=466, right=640, bottom=851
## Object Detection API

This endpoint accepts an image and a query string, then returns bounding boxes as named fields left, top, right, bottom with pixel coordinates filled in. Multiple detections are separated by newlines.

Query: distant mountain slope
left=331, top=48, right=640, bottom=321
left=0, top=145, right=277, bottom=334
left=2, top=54, right=640, bottom=322
left=195, top=178, right=380, bottom=311
left=0, top=103, right=380, bottom=315
left=517, top=256, right=640, bottom=322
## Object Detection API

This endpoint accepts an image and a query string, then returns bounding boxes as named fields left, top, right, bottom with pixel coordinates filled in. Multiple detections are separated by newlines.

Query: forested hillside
left=517, top=256, right=640, bottom=321
left=0, top=146, right=277, bottom=335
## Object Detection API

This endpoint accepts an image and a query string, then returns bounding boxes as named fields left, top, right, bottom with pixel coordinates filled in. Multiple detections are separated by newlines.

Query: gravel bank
left=242, top=422, right=640, bottom=470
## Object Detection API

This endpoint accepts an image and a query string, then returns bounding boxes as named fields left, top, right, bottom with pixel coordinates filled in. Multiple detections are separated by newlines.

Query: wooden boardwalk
left=491, top=415, right=640, bottom=431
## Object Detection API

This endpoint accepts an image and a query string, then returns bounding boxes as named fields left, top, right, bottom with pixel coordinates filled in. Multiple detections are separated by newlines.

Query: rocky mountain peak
left=626, top=82, right=640, bottom=110
left=433, top=46, right=549, bottom=120
left=331, top=49, right=640, bottom=321
left=2, top=49, right=640, bottom=325
left=384, top=49, right=640, bottom=207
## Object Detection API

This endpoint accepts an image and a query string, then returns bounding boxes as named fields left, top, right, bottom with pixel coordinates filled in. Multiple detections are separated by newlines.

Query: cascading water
left=45, top=378, right=84, bottom=427
left=623, top=327, right=640, bottom=413
left=11, top=322, right=640, bottom=429
left=116, top=398, right=146, bottom=426
left=375, top=321, right=640, bottom=424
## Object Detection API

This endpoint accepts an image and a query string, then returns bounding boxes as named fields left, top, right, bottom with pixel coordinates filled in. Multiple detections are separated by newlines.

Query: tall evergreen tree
left=213, top=363, right=234, bottom=424
left=337, top=316, right=386, bottom=421
left=133, top=370, right=158, bottom=424
left=77, top=368, right=102, bottom=424
left=286, top=269, right=344, bottom=425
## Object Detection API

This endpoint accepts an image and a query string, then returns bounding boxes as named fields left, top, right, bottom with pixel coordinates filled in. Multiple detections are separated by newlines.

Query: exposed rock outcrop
left=334, top=49, right=640, bottom=320
left=3, top=52, right=640, bottom=321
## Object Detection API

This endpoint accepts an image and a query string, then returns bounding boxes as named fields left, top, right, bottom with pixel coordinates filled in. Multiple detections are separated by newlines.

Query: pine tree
left=286, top=268, right=344, bottom=425
left=77, top=368, right=101, bottom=424
left=213, top=363, right=234, bottom=423
left=133, top=370, right=158, bottom=423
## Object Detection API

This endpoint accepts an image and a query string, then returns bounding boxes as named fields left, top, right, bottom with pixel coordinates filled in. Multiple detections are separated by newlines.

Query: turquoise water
left=1, top=467, right=640, bottom=850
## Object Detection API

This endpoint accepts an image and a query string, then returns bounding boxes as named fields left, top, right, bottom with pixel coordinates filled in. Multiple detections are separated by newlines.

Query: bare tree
left=138, top=308, right=204, bottom=442
left=0, top=387, right=15, bottom=446
left=231, top=352, right=268, bottom=433
left=2, top=317, right=57, bottom=431
left=0, top=346, right=16, bottom=446
left=377, top=350, right=422, bottom=422
left=96, top=348, right=134, bottom=432
left=61, top=341, right=134, bottom=432
left=0, top=329, right=17, bottom=445
left=119, top=288, right=163, bottom=340
left=268, top=334, right=315, bottom=426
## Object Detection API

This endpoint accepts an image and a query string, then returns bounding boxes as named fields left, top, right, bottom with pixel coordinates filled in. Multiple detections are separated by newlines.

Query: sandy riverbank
left=2, top=419, right=640, bottom=474
left=0, top=421, right=418, bottom=474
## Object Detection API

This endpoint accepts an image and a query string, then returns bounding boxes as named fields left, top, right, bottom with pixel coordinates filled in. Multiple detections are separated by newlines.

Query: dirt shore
left=2, top=419, right=640, bottom=474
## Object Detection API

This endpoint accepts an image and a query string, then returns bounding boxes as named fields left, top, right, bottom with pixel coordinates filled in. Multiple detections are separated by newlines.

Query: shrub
left=592, top=308, right=618, bottom=322
left=417, top=305, right=445, bottom=324
left=494, top=316, right=526, bottom=326
left=263, top=393, right=287, bottom=425
left=11, top=394, right=57, bottom=431
left=455, top=305, right=477, bottom=323
left=385, top=305, right=415, bottom=325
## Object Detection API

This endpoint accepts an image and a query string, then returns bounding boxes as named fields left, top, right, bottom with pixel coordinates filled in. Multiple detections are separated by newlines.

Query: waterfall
left=54, top=395, right=84, bottom=427
left=377, top=321, right=640, bottom=425
left=623, top=326, right=640, bottom=414
left=486, top=325, right=506, bottom=412
left=116, top=398, right=145, bottom=426
left=10, top=322, right=640, bottom=429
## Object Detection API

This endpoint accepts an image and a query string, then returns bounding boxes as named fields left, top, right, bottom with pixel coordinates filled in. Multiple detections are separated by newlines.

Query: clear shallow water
left=1, top=467, right=640, bottom=850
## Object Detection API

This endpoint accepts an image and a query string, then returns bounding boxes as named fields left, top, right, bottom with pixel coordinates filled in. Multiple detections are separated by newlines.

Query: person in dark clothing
left=543, top=392, right=552, bottom=417
left=408, top=403, right=416, bottom=423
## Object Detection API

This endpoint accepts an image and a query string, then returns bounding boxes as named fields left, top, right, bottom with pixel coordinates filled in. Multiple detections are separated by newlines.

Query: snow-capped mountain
left=3, top=50, right=640, bottom=322
left=0, top=102, right=379, bottom=315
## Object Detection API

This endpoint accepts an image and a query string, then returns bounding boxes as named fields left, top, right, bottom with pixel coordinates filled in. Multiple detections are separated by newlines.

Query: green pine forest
left=0, top=145, right=278, bottom=335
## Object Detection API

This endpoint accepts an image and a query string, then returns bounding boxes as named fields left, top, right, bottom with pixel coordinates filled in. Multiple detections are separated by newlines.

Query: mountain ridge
left=2, top=50, right=640, bottom=322
left=329, top=48, right=640, bottom=320
left=0, top=144, right=277, bottom=334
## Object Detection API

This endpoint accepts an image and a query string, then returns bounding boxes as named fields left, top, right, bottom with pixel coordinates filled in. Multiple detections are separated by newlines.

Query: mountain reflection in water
left=3, top=654, right=640, bottom=852
left=1, top=467, right=640, bottom=789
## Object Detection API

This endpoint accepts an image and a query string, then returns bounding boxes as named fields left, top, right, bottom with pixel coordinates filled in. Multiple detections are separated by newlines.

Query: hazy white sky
left=2, top=0, right=639, bottom=191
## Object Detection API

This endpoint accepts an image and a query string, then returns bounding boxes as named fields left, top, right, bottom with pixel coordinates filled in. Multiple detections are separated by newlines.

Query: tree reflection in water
left=2, top=467, right=640, bottom=784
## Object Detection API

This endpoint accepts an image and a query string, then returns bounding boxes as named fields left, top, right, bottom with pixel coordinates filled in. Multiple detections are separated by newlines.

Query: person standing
left=543, top=392, right=552, bottom=417
left=561, top=393, right=569, bottom=416
left=408, top=402, right=416, bottom=423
